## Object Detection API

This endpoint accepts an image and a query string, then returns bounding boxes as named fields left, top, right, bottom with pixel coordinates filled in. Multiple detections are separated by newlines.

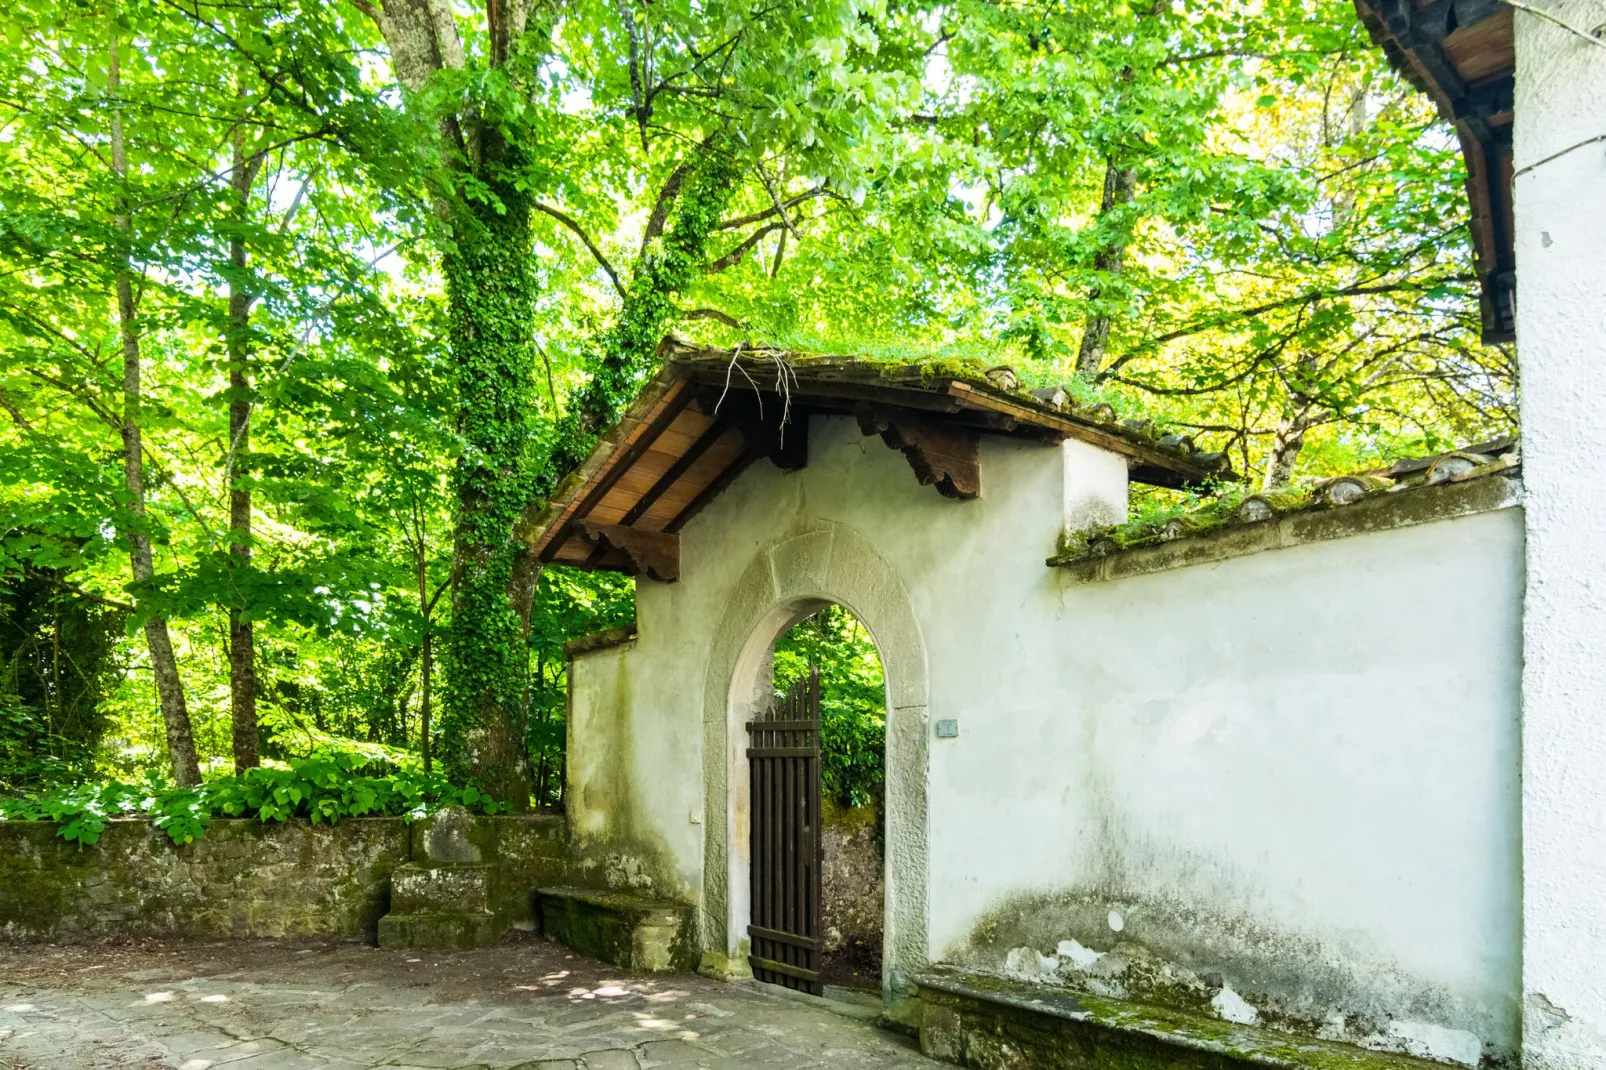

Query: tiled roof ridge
left=660, top=339, right=1234, bottom=480
left=1051, top=437, right=1521, bottom=566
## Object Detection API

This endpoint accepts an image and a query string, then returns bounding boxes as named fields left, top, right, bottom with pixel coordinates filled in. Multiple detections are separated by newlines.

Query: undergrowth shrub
left=0, top=749, right=506, bottom=847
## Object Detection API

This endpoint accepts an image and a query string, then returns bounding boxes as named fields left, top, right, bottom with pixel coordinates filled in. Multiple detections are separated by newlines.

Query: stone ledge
left=565, top=626, right=638, bottom=658
left=1052, top=473, right=1521, bottom=585
left=377, top=910, right=502, bottom=950
left=390, top=861, right=497, bottom=915
left=916, top=968, right=1459, bottom=1070
left=536, top=886, right=693, bottom=973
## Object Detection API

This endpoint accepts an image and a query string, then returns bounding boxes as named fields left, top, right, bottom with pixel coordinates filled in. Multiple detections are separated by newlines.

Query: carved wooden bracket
left=854, top=403, right=981, bottom=499
left=576, top=521, right=680, bottom=582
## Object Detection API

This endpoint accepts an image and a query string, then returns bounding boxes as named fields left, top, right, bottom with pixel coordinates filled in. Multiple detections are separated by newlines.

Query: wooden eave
left=1353, top=0, right=1516, bottom=343
left=527, top=339, right=1229, bottom=581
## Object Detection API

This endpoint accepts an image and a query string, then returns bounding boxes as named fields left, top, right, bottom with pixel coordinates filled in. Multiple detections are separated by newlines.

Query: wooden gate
left=746, top=666, right=823, bottom=994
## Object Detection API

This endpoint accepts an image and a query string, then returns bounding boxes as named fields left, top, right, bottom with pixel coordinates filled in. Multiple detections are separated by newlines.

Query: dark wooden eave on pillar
left=1353, top=0, right=1517, bottom=343
left=528, top=339, right=1232, bottom=581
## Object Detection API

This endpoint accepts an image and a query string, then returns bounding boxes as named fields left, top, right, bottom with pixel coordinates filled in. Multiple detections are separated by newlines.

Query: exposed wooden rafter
left=696, top=388, right=808, bottom=471
left=537, top=379, right=694, bottom=563
left=1353, top=0, right=1516, bottom=342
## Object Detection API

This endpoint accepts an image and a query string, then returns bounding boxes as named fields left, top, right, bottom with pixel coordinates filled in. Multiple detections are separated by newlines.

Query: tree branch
left=680, top=307, right=743, bottom=328
left=1099, top=282, right=1447, bottom=380
left=718, top=185, right=825, bottom=230
left=534, top=202, right=625, bottom=297
left=0, top=387, right=31, bottom=429
left=643, top=159, right=695, bottom=250
left=755, top=162, right=799, bottom=238
left=35, top=573, right=135, bottom=613
left=704, top=222, right=784, bottom=273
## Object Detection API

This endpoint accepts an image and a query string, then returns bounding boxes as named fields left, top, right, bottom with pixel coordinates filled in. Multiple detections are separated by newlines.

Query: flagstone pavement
left=0, top=937, right=938, bottom=1070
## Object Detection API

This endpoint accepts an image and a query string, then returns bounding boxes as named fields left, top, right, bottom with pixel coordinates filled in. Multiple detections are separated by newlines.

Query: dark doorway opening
left=770, top=604, right=886, bottom=994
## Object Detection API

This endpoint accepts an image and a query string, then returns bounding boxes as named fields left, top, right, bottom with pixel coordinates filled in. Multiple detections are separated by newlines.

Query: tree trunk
left=417, top=528, right=433, bottom=774
left=438, top=187, right=538, bottom=810
left=226, top=121, right=259, bottom=774
left=109, top=31, right=202, bottom=787
left=1262, top=415, right=1310, bottom=490
left=1075, top=159, right=1138, bottom=380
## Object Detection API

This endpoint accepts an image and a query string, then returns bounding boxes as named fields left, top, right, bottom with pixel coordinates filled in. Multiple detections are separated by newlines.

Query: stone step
left=389, top=862, right=495, bottom=915
left=916, top=968, right=1463, bottom=1070
left=377, top=910, right=502, bottom=950
left=536, top=886, right=692, bottom=973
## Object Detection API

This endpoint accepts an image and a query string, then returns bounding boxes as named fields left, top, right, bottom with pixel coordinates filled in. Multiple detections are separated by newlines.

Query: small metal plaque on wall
left=935, top=719, right=959, bottom=738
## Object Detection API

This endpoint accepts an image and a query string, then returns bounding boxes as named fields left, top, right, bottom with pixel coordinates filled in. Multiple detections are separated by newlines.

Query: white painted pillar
left=1515, top=7, right=1606, bottom=1068
left=1062, top=438, right=1129, bottom=532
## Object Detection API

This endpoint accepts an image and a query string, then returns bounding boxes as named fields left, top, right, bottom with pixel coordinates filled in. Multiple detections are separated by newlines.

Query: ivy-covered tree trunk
left=438, top=186, right=538, bottom=809
left=543, top=150, right=742, bottom=483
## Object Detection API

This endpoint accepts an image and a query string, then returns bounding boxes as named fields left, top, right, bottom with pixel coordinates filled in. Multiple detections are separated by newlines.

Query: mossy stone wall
left=823, top=800, right=883, bottom=951
left=0, top=814, right=576, bottom=943
left=0, top=817, right=408, bottom=942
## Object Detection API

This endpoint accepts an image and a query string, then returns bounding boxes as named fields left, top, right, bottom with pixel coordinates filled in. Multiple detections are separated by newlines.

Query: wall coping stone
left=565, top=626, right=639, bottom=659
left=1052, top=473, right=1521, bottom=585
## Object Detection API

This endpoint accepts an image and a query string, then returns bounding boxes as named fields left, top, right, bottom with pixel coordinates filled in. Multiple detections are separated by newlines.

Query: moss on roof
left=661, top=336, right=1230, bottom=480
left=1050, top=444, right=1521, bottom=567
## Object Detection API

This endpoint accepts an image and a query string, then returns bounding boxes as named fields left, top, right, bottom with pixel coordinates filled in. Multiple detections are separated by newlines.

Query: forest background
left=0, top=0, right=1514, bottom=827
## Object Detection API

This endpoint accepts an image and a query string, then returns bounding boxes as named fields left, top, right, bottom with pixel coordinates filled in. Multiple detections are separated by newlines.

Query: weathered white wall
left=567, top=637, right=705, bottom=899
left=952, top=507, right=1524, bottom=1066
left=565, top=413, right=1524, bottom=1062
left=1514, top=5, right=1606, bottom=1068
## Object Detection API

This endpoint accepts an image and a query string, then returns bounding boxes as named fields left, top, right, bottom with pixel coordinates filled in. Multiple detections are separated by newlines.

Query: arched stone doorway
left=698, top=521, right=929, bottom=1017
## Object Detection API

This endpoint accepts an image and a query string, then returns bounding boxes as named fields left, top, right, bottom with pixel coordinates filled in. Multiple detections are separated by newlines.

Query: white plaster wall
left=564, top=414, right=1523, bottom=1061
left=945, top=507, right=1524, bottom=1063
left=1514, top=5, right=1606, bottom=1067
left=567, top=636, right=705, bottom=899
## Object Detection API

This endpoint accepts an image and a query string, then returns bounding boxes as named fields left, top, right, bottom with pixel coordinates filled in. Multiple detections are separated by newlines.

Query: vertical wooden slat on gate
left=746, top=665, right=823, bottom=994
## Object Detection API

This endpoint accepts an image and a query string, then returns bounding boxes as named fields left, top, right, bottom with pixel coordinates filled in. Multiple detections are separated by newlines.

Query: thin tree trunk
left=1264, top=341, right=1322, bottom=490
left=1075, top=159, right=1138, bottom=380
left=109, top=30, right=201, bottom=787
left=417, top=524, right=433, bottom=774
left=226, top=120, right=259, bottom=774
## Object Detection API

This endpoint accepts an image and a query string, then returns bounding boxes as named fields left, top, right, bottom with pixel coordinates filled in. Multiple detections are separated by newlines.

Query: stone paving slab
left=0, top=939, right=935, bottom=1070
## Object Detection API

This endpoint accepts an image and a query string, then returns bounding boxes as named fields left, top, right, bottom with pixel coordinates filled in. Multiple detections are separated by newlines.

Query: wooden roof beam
left=618, top=420, right=734, bottom=527
left=944, top=382, right=1223, bottom=486
left=693, top=388, right=808, bottom=471
left=538, top=382, right=695, bottom=562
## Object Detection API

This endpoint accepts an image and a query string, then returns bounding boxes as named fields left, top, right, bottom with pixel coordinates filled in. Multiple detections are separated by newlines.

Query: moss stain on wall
left=946, top=889, right=1511, bottom=1068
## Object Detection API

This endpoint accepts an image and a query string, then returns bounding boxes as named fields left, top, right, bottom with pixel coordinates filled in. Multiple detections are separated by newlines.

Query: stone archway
left=699, top=520, right=929, bottom=1017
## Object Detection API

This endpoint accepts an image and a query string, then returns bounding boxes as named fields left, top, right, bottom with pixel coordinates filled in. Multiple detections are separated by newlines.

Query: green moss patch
left=916, top=968, right=1465, bottom=1070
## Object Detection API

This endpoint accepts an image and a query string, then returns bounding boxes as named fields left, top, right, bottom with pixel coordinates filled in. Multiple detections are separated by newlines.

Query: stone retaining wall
left=0, top=814, right=573, bottom=943
left=823, top=801, right=883, bottom=951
